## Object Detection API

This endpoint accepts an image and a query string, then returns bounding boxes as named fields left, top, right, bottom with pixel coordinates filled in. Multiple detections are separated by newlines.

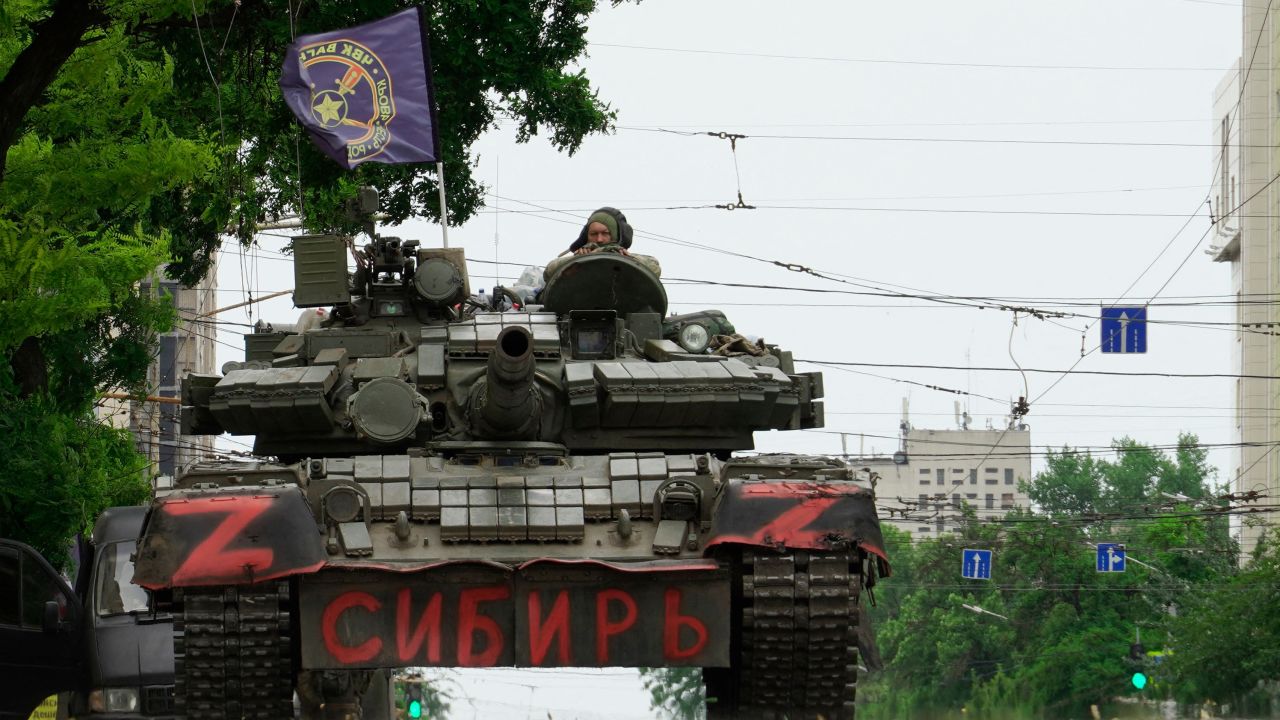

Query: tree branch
left=0, top=0, right=104, bottom=182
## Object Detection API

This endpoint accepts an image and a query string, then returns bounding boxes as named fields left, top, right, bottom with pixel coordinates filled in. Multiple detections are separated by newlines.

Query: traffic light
left=406, top=683, right=423, bottom=719
left=1126, top=642, right=1149, bottom=691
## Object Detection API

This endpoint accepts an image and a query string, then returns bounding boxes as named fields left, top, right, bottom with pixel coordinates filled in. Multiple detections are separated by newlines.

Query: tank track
left=729, top=548, right=862, bottom=719
left=173, top=581, right=294, bottom=719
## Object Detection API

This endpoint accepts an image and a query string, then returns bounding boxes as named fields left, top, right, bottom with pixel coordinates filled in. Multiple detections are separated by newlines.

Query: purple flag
left=280, top=8, right=439, bottom=169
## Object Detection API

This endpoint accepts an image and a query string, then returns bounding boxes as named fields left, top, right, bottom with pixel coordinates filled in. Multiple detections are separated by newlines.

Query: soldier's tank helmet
left=570, top=206, right=633, bottom=251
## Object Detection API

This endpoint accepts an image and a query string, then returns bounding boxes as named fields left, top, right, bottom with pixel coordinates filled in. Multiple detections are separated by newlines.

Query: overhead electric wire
left=618, top=125, right=1278, bottom=150
left=470, top=256, right=1274, bottom=311
left=1020, top=36, right=1280, bottom=399
left=1026, top=168, right=1280, bottom=404
left=478, top=194, right=1271, bottom=430
left=490, top=192, right=1250, bottom=329
left=591, top=43, right=1231, bottom=72
left=601, top=119, right=1214, bottom=129
left=801, top=358, right=1277, bottom=381
left=663, top=277, right=1280, bottom=307
left=812, top=428, right=1264, bottom=454
left=576, top=12, right=1276, bottom=367
left=487, top=202, right=1280, bottom=220
left=479, top=183, right=1207, bottom=204
left=830, top=410, right=1249, bottom=419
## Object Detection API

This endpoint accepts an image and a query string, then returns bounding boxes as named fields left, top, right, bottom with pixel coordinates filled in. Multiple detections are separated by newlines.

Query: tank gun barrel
left=470, top=325, right=541, bottom=438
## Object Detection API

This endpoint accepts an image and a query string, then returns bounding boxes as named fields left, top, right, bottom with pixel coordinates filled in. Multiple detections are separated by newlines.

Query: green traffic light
left=1131, top=672, right=1148, bottom=690
left=408, top=699, right=422, bottom=718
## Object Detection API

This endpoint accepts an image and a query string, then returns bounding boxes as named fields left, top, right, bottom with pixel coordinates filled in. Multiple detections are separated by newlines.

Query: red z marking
left=750, top=497, right=840, bottom=546
left=166, top=497, right=274, bottom=585
left=323, top=591, right=383, bottom=664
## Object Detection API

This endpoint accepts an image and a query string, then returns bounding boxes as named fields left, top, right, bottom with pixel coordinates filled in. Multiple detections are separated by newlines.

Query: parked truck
left=0, top=507, right=174, bottom=719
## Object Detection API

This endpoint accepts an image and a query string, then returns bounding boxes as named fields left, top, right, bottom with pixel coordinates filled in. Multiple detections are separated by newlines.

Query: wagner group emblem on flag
left=280, top=8, right=439, bottom=169
left=299, top=40, right=396, bottom=163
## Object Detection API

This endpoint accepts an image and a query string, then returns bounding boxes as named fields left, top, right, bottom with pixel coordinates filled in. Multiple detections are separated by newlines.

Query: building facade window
left=985, top=493, right=994, bottom=510
left=1001, top=493, right=1015, bottom=508
left=936, top=468, right=945, bottom=485
left=1005, top=468, right=1015, bottom=485
left=1221, top=114, right=1229, bottom=214
left=969, top=469, right=977, bottom=484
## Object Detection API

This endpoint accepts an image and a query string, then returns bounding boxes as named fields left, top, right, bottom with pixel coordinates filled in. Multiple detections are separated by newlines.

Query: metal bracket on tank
left=652, top=474, right=717, bottom=530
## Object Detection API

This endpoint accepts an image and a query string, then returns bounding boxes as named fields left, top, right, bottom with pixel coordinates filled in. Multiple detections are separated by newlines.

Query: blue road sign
left=1096, top=543, right=1126, bottom=573
left=961, top=549, right=992, bottom=580
left=1101, top=307, right=1147, bottom=354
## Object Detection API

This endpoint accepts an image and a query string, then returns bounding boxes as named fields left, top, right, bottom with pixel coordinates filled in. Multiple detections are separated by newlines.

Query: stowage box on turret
left=134, top=207, right=889, bottom=720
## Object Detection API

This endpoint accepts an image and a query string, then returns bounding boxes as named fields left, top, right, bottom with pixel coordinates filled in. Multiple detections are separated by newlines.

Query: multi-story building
left=1207, top=4, right=1279, bottom=560
left=97, top=266, right=219, bottom=480
left=851, top=413, right=1032, bottom=538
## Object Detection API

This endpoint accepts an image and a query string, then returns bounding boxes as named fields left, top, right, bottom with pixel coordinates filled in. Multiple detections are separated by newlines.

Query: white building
left=852, top=413, right=1032, bottom=538
left=1207, top=3, right=1279, bottom=560
left=98, top=265, right=219, bottom=479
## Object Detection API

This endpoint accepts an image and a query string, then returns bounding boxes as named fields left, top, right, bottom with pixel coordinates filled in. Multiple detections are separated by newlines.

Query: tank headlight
left=677, top=323, right=710, bottom=353
left=89, top=687, right=140, bottom=713
left=324, top=486, right=363, bottom=524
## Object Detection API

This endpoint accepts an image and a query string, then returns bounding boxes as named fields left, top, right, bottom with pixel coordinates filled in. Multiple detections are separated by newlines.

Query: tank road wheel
left=173, top=581, right=295, bottom=720
left=708, top=549, right=862, bottom=720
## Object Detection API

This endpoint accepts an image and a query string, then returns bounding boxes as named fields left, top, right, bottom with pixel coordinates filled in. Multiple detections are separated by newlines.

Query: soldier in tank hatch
left=571, top=207, right=632, bottom=255
left=544, top=207, right=660, bottom=279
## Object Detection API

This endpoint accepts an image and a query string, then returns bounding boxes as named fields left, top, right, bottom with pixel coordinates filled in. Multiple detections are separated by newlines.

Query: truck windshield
left=95, top=541, right=150, bottom=616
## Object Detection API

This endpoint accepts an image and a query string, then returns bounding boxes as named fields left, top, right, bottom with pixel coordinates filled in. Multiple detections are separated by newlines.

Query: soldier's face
left=587, top=222, right=612, bottom=244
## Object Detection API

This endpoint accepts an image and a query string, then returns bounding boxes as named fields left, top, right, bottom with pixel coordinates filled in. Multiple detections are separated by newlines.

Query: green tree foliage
left=0, top=217, right=170, bottom=565
left=1, top=0, right=628, bottom=562
left=640, top=667, right=705, bottom=720
left=0, top=393, right=151, bottom=568
left=1, top=2, right=186, bottom=559
left=1164, top=530, right=1280, bottom=706
left=861, top=435, right=1251, bottom=719
left=3, top=0, right=632, bottom=282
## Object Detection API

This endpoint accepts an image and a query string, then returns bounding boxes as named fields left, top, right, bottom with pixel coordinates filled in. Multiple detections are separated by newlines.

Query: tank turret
left=142, top=191, right=887, bottom=720
left=179, top=238, right=823, bottom=457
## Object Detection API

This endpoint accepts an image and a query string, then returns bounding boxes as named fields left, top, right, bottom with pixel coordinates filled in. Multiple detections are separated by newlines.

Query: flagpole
left=436, top=161, right=450, bottom=248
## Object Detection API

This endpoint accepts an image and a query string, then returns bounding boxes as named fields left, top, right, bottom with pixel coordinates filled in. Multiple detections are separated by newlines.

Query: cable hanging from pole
left=704, top=131, right=755, bottom=210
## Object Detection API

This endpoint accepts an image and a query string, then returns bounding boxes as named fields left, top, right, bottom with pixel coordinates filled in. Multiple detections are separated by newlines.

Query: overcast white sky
left=215, top=2, right=1245, bottom=715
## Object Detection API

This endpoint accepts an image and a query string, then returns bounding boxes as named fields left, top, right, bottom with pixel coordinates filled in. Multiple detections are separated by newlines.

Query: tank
left=133, top=198, right=890, bottom=719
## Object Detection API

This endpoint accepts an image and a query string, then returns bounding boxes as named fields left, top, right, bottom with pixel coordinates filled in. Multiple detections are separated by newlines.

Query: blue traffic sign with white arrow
left=962, top=549, right=992, bottom=580
left=1101, top=307, right=1147, bottom=354
left=1096, top=543, right=1126, bottom=572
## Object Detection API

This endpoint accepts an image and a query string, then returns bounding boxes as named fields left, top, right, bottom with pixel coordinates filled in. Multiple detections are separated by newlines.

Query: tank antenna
left=436, top=160, right=450, bottom=248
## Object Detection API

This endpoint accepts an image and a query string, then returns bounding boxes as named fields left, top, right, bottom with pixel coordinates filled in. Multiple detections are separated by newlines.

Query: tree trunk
left=0, top=0, right=101, bottom=182
left=9, top=336, right=48, bottom=397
